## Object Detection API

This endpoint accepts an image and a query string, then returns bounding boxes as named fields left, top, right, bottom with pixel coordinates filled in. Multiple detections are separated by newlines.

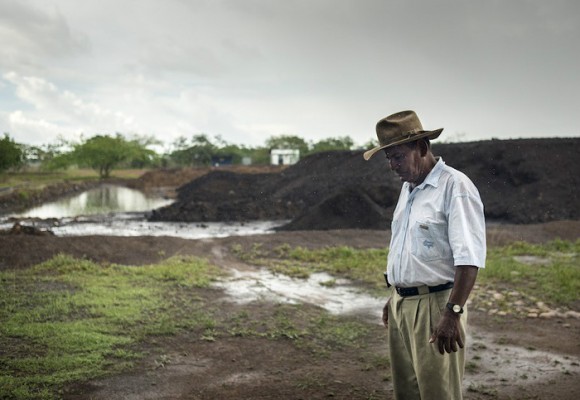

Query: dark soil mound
left=150, top=171, right=277, bottom=222
left=150, top=138, right=579, bottom=230
left=434, top=138, right=579, bottom=223
left=282, top=187, right=392, bottom=231
left=150, top=151, right=401, bottom=227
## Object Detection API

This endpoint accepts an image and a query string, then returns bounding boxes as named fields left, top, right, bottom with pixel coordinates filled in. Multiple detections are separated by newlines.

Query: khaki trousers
left=388, top=288, right=467, bottom=400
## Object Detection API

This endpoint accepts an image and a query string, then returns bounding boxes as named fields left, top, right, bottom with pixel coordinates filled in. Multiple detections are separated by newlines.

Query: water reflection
left=3, top=184, right=286, bottom=238
left=13, top=185, right=174, bottom=219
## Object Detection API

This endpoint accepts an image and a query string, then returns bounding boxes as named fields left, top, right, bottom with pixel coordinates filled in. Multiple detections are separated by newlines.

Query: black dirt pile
left=149, top=138, right=579, bottom=230
left=434, top=138, right=579, bottom=224
left=149, top=151, right=401, bottom=229
left=150, top=171, right=280, bottom=222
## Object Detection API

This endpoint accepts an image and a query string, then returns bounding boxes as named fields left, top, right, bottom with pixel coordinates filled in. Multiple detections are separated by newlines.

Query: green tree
left=0, top=134, right=23, bottom=172
left=125, top=135, right=160, bottom=168
left=75, top=135, right=132, bottom=178
left=189, top=134, right=216, bottom=166
left=168, top=136, right=192, bottom=166
left=310, top=136, right=354, bottom=153
left=48, top=134, right=157, bottom=178
left=169, top=134, right=217, bottom=166
left=247, top=146, right=271, bottom=165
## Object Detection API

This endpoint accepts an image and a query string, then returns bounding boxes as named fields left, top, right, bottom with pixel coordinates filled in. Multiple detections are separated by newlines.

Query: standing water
left=13, top=184, right=173, bottom=219
left=3, top=184, right=286, bottom=238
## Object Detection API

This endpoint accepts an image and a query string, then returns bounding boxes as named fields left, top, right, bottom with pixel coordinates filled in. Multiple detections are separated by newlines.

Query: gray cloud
left=0, top=0, right=89, bottom=74
left=1, top=0, right=578, bottom=147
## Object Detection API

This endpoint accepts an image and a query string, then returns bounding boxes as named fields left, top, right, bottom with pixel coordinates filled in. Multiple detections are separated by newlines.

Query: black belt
left=395, top=282, right=454, bottom=297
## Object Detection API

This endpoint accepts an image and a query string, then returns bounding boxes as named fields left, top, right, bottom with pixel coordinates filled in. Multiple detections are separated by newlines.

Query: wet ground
left=2, top=225, right=578, bottom=399
left=1, top=164, right=579, bottom=399
left=63, top=232, right=580, bottom=400
left=214, top=261, right=580, bottom=396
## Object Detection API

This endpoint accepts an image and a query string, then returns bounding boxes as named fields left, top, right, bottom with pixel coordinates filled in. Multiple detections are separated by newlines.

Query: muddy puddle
left=216, top=265, right=580, bottom=391
left=465, top=329, right=580, bottom=390
left=215, top=269, right=383, bottom=322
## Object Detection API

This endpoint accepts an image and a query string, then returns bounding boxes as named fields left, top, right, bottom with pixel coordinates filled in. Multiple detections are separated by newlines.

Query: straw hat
left=363, top=110, right=443, bottom=160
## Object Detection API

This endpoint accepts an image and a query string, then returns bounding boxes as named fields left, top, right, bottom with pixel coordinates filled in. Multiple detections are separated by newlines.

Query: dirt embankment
left=149, top=138, right=579, bottom=230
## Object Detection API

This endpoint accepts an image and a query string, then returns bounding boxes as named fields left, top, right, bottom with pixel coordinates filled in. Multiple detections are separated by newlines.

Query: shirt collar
left=418, top=157, right=445, bottom=189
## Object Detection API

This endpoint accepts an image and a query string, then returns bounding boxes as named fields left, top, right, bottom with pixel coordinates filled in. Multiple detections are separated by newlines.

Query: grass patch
left=232, top=240, right=579, bottom=309
left=0, top=254, right=221, bottom=399
left=480, top=239, right=580, bottom=305
left=232, top=243, right=388, bottom=295
left=0, top=253, right=380, bottom=399
left=225, top=303, right=376, bottom=359
left=0, top=168, right=148, bottom=190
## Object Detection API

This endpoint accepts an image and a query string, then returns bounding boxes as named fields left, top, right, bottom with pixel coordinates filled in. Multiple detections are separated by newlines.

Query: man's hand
left=429, top=311, right=464, bottom=354
left=382, top=298, right=391, bottom=328
left=429, top=265, right=478, bottom=354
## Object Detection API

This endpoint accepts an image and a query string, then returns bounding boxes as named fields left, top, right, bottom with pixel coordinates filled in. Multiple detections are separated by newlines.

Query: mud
left=31, top=224, right=575, bottom=400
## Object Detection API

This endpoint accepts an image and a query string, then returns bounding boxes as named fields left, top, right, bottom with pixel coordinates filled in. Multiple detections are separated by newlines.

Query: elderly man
left=364, top=110, right=486, bottom=400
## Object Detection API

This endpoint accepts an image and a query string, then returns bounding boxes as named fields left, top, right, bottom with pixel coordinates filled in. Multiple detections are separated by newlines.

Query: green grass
left=0, top=168, right=148, bottom=190
left=225, top=303, right=375, bottom=359
left=232, top=239, right=580, bottom=308
left=232, top=243, right=389, bottom=295
left=480, top=239, right=580, bottom=305
left=0, top=254, right=221, bottom=399
left=0, top=252, right=385, bottom=399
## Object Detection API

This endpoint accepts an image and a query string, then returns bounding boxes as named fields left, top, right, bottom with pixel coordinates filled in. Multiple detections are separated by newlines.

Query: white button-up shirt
left=387, top=158, right=486, bottom=287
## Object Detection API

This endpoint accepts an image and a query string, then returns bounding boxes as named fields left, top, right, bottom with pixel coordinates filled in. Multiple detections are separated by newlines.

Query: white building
left=270, top=149, right=300, bottom=165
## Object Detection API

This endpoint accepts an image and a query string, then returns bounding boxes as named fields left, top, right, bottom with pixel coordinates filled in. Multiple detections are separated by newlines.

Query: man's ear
left=418, top=139, right=429, bottom=157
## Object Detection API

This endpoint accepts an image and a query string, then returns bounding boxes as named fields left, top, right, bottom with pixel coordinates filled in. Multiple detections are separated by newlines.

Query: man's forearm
left=447, top=265, right=479, bottom=307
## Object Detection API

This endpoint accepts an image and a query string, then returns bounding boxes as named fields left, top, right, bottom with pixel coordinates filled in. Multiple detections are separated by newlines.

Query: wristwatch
left=446, top=302, right=464, bottom=315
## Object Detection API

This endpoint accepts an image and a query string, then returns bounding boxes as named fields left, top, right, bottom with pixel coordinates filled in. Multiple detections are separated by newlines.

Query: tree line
left=0, top=132, right=365, bottom=178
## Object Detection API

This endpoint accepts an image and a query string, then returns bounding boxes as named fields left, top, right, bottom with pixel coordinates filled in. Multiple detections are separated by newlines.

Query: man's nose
left=389, top=159, right=398, bottom=171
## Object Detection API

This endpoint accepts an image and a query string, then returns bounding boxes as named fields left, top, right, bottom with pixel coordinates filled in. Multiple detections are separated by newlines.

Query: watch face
left=453, top=304, right=462, bottom=313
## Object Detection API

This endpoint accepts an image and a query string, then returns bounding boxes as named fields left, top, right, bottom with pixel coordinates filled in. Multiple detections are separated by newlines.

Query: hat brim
left=363, top=128, right=443, bottom=161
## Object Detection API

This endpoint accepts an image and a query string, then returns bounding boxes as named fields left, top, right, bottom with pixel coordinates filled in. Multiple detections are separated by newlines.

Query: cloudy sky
left=1, top=0, right=579, bottom=150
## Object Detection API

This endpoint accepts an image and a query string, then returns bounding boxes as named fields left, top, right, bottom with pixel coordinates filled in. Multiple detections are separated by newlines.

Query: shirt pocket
left=411, top=221, right=448, bottom=262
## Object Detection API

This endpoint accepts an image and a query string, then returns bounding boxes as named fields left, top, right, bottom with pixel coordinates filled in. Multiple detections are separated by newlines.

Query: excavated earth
left=1, top=138, right=579, bottom=399
left=149, top=138, right=579, bottom=230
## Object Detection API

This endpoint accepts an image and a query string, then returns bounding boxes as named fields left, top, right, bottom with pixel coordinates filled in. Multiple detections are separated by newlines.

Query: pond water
left=3, top=185, right=285, bottom=239
left=12, top=184, right=174, bottom=219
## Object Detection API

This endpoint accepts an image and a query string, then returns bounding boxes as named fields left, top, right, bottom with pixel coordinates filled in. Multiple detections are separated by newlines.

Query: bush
left=0, top=134, right=23, bottom=172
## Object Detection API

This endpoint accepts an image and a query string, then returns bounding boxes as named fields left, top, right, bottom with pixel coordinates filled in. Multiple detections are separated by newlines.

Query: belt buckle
left=417, top=286, right=430, bottom=295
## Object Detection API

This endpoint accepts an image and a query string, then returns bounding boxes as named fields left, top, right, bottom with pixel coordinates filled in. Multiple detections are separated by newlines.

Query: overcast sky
left=1, top=0, right=579, bottom=150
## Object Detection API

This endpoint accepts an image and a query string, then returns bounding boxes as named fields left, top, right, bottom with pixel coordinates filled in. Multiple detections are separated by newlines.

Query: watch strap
left=446, top=302, right=464, bottom=314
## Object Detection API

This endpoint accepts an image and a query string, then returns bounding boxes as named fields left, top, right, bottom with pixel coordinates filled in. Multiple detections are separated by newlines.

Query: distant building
left=270, top=149, right=300, bottom=165
left=211, top=155, right=233, bottom=166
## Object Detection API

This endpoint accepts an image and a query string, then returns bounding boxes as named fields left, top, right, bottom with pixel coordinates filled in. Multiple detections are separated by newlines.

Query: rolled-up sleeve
left=447, top=186, right=486, bottom=268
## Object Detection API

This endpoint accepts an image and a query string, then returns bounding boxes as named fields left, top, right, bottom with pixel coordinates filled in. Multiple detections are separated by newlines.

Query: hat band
left=381, top=129, right=420, bottom=146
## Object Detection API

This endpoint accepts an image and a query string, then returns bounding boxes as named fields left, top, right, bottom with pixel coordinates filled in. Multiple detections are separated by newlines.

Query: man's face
left=382, top=142, right=423, bottom=184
